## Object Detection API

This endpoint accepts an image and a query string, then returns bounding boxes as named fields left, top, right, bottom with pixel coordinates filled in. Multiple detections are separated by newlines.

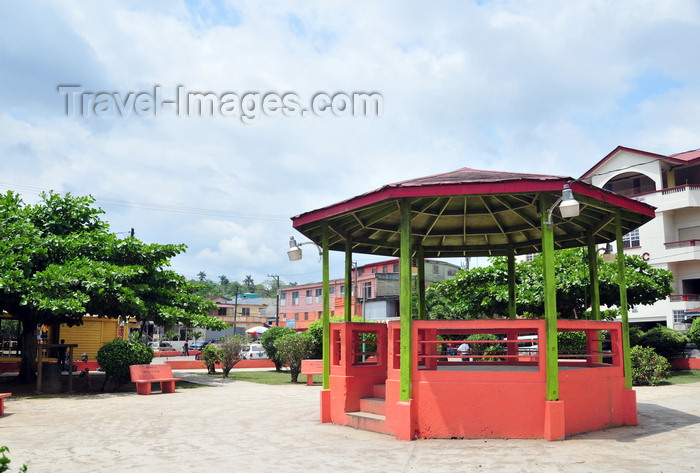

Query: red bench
left=0, top=393, right=11, bottom=415
left=129, top=365, right=182, bottom=395
left=301, top=359, right=323, bottom=386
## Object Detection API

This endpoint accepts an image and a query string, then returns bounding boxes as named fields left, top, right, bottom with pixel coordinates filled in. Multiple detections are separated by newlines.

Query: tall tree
left=219, top=275, right=230, bottom=286
left=425, top=248, right=673, bottom=320
left=0, top=191, right=226, bottom=383
left=243, top=275, right=255, bottom=292
left=197, top=271, right=207, bottom=282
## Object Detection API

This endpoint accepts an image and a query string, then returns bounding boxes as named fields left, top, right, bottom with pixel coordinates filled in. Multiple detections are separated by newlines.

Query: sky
left=2, top=0, right=700, bottom=287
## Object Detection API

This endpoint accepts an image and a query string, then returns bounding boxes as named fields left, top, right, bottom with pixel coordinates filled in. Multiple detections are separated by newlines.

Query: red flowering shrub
left=630, top=345, right=670, bottom=386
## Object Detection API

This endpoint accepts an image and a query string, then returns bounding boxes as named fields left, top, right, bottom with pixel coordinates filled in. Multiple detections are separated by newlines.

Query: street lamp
left=287, top=236, right=322, bottom=261
left=546, top=183, right=580, bottom=225
left=599, top=243, right=616, bottom=263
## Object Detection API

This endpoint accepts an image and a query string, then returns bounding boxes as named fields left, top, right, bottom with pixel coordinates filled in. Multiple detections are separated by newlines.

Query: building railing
left=664, top=240, right=700, bottom=250
left=669, top=294, right=700, bottom=302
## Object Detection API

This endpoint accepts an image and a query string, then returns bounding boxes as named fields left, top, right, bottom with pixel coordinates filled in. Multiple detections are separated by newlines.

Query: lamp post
left=268, top=273, right=281, bottom=326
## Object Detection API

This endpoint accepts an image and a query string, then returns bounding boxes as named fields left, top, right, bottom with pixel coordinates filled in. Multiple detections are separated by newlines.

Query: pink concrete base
left=544, top=401, right=565, bottom=440
left=622, top=388, right=638, bottom=426
left=320, top=389, right=331, bottom=423
left=391, top=401, right=415, bottom=441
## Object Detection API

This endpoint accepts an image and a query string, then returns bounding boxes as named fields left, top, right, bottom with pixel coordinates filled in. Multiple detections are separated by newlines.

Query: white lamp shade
left=558, top=199, right=580, bottom=218
left=287, top=247, right=302, bottom=261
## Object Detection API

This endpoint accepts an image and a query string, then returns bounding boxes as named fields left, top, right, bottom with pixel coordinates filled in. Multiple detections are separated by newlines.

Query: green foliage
left=558, top=331, right=587, bottom=354
left=96, top=339, right=154, bottom=389
left=639, top=326, right=688, bottom=359
left=628, top=326, right=645, bottom=347
left=0, top=446, right=27, bottom=473
left=200, top=344, right=222, bottom=374
left=275, top=332, right=314, bottom=383
left=306, top=315, right=365, bottom=359
left=219, top=335, right=246, bottom=378
left=260, top=326, right=297, bottom=371
left=687, top=317, right=700, bottom=347
left=0, top=191, right=225, bottom=383
left=465, top=333, right=502, bottom=358
left=425, top=248, right=673, bottom=319
left=630, top=345, right=671, bottom=386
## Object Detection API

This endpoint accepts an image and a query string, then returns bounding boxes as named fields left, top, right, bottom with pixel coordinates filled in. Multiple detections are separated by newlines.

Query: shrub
left=465, top=334, right=503, bottom=359
left=260, top=326, right=296, bottom=371
left=96, top=339, right=154, bottom=390
left=630, top=345, right=671, bottom=386
left=200, top=344, right=222, bottom=374
left=306, top=315, right=364, bottom=359
left=628, top=326, right=645, bottom=347
left=219, top=335, right=246, bottom=378
left=557, top=331, right=587, bottom=354
left=0, top=446, right=27, bottom=473
left=687, top=317, right=700, bottom=347
left=275, top=332, right=314, bottom=383
left=639, top=326, right=688, bottom=359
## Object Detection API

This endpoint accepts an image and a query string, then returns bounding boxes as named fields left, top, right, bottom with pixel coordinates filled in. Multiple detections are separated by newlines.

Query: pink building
left=279, top=258, right=460, bottom=330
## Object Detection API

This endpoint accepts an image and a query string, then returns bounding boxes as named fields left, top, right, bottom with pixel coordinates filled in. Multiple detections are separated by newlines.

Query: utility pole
left=233, top=285, right=239, bottom=335
left=267, top=274, right=280, bottom=326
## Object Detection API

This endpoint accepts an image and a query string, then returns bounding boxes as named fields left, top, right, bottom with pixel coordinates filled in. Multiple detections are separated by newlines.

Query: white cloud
left=2, top=0, right=700, bottom=284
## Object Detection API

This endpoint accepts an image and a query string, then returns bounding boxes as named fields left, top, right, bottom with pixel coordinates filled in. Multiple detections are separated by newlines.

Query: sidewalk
left=1, top=377, right=699, bottom=472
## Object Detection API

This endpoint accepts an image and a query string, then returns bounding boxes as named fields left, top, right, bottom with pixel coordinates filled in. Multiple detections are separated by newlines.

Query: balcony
left=662, top=240, right=700, bottom=263
left=634, top=185, right=700, bottom=211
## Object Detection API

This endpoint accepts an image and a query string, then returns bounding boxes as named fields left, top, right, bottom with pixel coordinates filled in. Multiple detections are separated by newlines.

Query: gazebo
left=290, top=168, right=656, bottom=440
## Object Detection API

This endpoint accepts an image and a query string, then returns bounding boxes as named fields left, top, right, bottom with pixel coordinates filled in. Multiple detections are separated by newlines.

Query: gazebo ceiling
left=291, top=168, right=656, bottom=258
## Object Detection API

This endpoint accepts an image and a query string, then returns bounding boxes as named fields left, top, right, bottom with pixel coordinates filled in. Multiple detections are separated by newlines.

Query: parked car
left=241, top=343, right=267, bottom=359
left=189, top=341, right=209, bottom=351
left=149, top=341, right=173, bottom=351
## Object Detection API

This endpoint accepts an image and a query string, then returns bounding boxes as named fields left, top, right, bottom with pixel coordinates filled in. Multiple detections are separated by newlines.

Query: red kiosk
left=290, top=168, right=655, bottom=440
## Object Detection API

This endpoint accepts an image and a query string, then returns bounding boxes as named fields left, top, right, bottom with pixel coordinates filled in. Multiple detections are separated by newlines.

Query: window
left=393, top=263, right=398, bottom=272
left=317, top=311, right=322, bottom=319
left=241, top=308, right=250, bottom=316
left=382, top=265, right=388, bottom=273
left=358, top=268, right=364, bottom=275
left=294, top=313, right=299, bottom=320
left=304, top=312, right=309, bottom=320
left=433, top=264, right=440, bottom=274
left=329, top=286, right=335, bottom=294
left=447, top=269, right=457, bottom=276
left=217, top=307, right=227, bottom=316
left=340, top=285, right=345, bottom=297
left=306, top=290, right=312, bottom=304
left=292, top=291, right=299, bottom=306
left=623, top=229, right=640, bottom=248
left=525, top=254, right=536, bottom=262
left=280, top=293, right=286, bottom=306
left=363, top=281, right=372, bottom=299
left=315, top=288, right=322, bottom=303
left=673, top=310, right=686, bottom=323
left=371, top=267, right=377, bottom=274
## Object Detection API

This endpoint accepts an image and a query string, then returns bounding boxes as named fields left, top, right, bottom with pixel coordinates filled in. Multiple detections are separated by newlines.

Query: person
left=457, top=342, right=471, bottom=362
left=56, top=339, right=67, bottom=372
left=183, top=340, right=189, bottom=356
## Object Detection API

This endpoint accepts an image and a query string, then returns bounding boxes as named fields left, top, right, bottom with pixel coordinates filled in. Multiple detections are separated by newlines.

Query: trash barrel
left=42, top=363, right=62, bottom=393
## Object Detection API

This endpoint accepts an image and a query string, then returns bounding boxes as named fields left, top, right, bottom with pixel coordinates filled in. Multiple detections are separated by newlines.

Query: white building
left=580, top=145, right=700, bottom=330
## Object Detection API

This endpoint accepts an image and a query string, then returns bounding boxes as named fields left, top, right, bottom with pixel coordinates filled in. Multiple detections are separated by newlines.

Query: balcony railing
left=669, top=294, right=700, bottom=302
left=664, top=240, right=700, bottom=250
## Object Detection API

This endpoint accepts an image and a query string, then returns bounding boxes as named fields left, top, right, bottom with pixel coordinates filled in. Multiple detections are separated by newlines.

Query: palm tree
left=219, top=275, right=230, bottom=286
left=197, top=271, right=207, bottom=282
left=243, top=275, right=255, bottom=292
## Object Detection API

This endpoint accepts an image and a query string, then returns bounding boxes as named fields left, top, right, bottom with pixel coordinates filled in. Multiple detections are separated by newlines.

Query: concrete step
left=346, top=411, right=391, bottom=436
left=359, top=397, right=386, bottom=416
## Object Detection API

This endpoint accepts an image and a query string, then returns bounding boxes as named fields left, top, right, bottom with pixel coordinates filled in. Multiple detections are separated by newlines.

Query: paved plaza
left=1, top=372, right=700, bottom=472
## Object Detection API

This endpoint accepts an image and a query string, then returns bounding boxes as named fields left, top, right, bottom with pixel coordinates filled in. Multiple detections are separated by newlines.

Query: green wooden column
left=322, top=223, right=331, bottom=390
left=417, top=245, right=426, bottom=320
left=399, top=199, right=413, bottom=402
left=587, top=233, right=601, bottom=321
left=615, top=212, right=633, bottom=389
left=507, top=246, right=516, bottom=319
left=541, top=194, right=559, bottom=401
left=344, top=239, right=352, bottom=322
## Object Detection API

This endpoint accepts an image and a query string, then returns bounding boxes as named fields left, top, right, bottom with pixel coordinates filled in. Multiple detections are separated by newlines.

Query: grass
left=666, top=369, right=700, bottom=385
left=199, top=369, right=322, bottom=386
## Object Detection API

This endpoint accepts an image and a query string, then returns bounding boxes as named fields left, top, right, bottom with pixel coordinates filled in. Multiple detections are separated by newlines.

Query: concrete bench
left=0, top=393, right=11, bottom=415
left=301, top=359, right=323, bottom=386
left=129, top=365, right=182, bottom=395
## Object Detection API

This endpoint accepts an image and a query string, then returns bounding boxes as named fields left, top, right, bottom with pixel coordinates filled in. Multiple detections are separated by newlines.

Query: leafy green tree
left=275, top=332, right=314, bottom=383
left=96, top=338, right=154, bottom=391
left=0, top=191, right=225, bottom=383
left=200, top=344, right=222, bottom=374
left=687, top=317, right=700, bottom=348
left=219, top=334, right=246, bottom=378
left=425, top=248, right=673, bottom=320
left=219, top=275, right=229, bottom=286
left=259, top=326, right=296, bottom=371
